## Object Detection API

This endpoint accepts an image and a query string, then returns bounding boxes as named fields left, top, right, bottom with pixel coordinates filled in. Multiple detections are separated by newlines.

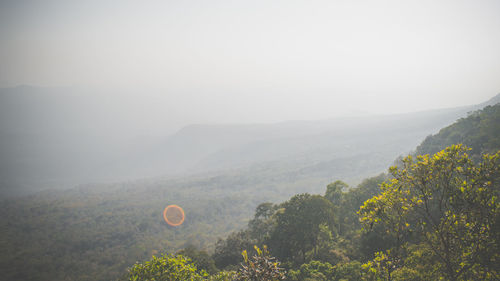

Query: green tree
left=288, top=260, right=365, bottom=281
left=325, top=180, right=348, bottom=206
left=287, top=260, right=335, bottom=281
left=122, top=254, right=206, bottom=281
left=177, top=245, right=218, bottom=274
left=359, top=145, right=500, bottom=280
left=213, top=230, right=255, bottom=270
left=248, top=202, right=276, bottom=243
left=336, top=175, right=386, bottom=238
left=269, top=194, right=335, bottom=265
left=235, top=245, right=286, bottom=281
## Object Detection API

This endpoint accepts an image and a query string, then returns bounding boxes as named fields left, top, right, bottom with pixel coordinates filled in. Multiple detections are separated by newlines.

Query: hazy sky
left=1, top=0, right=500, bottom=126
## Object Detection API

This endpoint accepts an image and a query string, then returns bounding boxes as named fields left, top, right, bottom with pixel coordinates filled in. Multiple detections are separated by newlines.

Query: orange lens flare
left=163, top=205, right=185, bottom=226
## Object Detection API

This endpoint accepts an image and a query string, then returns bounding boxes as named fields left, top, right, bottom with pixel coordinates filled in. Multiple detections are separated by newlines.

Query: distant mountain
left=1, top=85, right=499, bottom=197
left=151, top=93, right=500, bottom=180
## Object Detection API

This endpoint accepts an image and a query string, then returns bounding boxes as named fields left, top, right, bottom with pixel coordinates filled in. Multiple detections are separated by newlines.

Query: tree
left=359, top=145, right=500, bottom=280
left=336, top=175, right=386, bottom=237
left=248, top=203, right=276, bottom=243
left=288, top=260, right=365, bottom=281
left=213, top=230, right=255, bottom=269
left=122, top=254, right=206, bottom=281
left=269, top=194, right=335, bottom=265
left=325, top=180, right=348, bottom=206
left=177, top=245, right=218, bottom=274
left=235, top=245, right=286, bottom=281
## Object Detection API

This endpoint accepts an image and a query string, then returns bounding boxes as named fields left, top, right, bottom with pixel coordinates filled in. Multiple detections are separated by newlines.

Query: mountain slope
left=416, top=103, right=500, bottom=156
left=155, top=94, right=500, bottom=179
left=1, top=94, right=500, bottom=280
left=2, top=86, right=499, bottom=197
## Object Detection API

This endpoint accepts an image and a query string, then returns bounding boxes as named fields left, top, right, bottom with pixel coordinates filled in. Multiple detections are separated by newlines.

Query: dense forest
left=416, top=104, right=500, bottom=156
left=1, top=104, right=499, bottom=280
left=123, top=104, right=500, bottom=280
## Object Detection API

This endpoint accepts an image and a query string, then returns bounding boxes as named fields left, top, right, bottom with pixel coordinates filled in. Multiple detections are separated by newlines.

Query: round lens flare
left=163, top=205, right=185, bottom=226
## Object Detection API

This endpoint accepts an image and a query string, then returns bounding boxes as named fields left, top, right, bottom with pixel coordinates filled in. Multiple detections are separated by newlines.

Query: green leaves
left=235, top=245, right=286, bottom=281
left=123, top=254, right=207, bottom=281
left=269, top=194, right=336, bottom=265
left=359, top=145, right=500, bottom=280
left=123, top=252, right=239, bottom=281
left=416, top=104, right=500, bottom=157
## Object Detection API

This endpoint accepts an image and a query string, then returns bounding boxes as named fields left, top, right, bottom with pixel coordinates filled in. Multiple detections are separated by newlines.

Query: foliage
left=335, top=174, right=386, bottom=239
left=207, top=270, right=237, bottom=281
left=235, top=245, right=286, bottom=281
left=325, top=180, right=348, bottom=206
left=213, top=230, right=256, bottom=270
left=269, top=194, right=335, bottom=265
left=0, top=166, right=327, bottom=280
left=359, top=144, right=500, bottom=280
left=177, top=245, right=218, bottom=274
left=122, top=253, right=238, bottom=281
left=248, top=202, right=277, bottom=243
left=122, top=254, right=206, bottom=281
left=213, top=175, right=386, bottom=270
left=333, top=260, right=365, bottom=281
left=287, top=260, right=335, bottom=281
left=416, top=104, right=500, bottom=157
left=288, top=260, right=365, bottom=281
left=3, top=102, right=500, bottom=280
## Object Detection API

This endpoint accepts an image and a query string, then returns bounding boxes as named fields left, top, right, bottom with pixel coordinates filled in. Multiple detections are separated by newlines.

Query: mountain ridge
left=1, top=86, right=499, bottom=196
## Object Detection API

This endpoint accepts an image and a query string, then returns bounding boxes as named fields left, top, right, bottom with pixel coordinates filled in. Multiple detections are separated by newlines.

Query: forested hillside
left=1, top=102, right=499, bottom=281
left=124, top=104, right=500, bottom=280
left=0, top=158, right=352, bottom=280
left=158, top=144, right=497, bottom=281
left=416, top=103, right=500, bottom=156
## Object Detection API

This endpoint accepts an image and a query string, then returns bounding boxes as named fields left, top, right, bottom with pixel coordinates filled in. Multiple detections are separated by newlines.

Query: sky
left=1, top=0, right=500, bottom=128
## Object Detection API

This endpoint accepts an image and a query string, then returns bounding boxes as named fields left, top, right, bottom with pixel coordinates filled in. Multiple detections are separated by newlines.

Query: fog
left=1, top=1, right=500, bottom=196
left=1, top=0, right=500, bottom=129
left=1, top=2, right=500, bottom=279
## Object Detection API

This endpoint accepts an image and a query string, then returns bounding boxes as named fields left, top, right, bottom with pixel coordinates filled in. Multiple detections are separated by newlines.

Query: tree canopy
left=360, top=144, right=500, bottom=280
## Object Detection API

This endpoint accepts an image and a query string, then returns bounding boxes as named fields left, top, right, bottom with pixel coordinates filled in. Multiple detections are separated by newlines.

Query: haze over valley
left=2, top=86, right=499, bottom=197
left=1, top=1, right=500, bottom=280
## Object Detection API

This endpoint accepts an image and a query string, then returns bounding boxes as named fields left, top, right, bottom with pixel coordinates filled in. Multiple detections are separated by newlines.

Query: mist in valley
left=1, top=1, right=500, bottom=280
left=2, top=0, right=500, bottom=197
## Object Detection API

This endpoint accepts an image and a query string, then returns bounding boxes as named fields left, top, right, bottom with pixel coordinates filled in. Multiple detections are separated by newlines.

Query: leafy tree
left=311, top=224, right=349, bottom=265
left=288, top=260, right=365, bottom=281
left=337, top=175, right=386, bottom=237
left=359, top=145, right=500, bottom=280
left=122, top=254, right=206, bottom=281
left=287, top=260, right=335, bottom=281
left=391, top=243, right=441, bottom=281
left=208, top=271, right=237, bottom=281
left=248, top=203, right=276, bottom=243
left=269, top=194, right=335, bottom=265
left=213, top=230, right=255, bottom=270
left=213, top=203, right=278, bottom=270
left=333, top=261, right=365, bottom=281
left=325, top=180, right=348, bottom=206
left=235, top=245, right=286, bottom=281
left=177, top=245, right=218, bottom=274
left=325, top=180, right=348, bottom=236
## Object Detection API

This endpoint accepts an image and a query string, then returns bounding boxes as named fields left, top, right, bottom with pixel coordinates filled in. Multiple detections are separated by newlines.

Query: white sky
left=1, top=0, right=500, bottom=127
